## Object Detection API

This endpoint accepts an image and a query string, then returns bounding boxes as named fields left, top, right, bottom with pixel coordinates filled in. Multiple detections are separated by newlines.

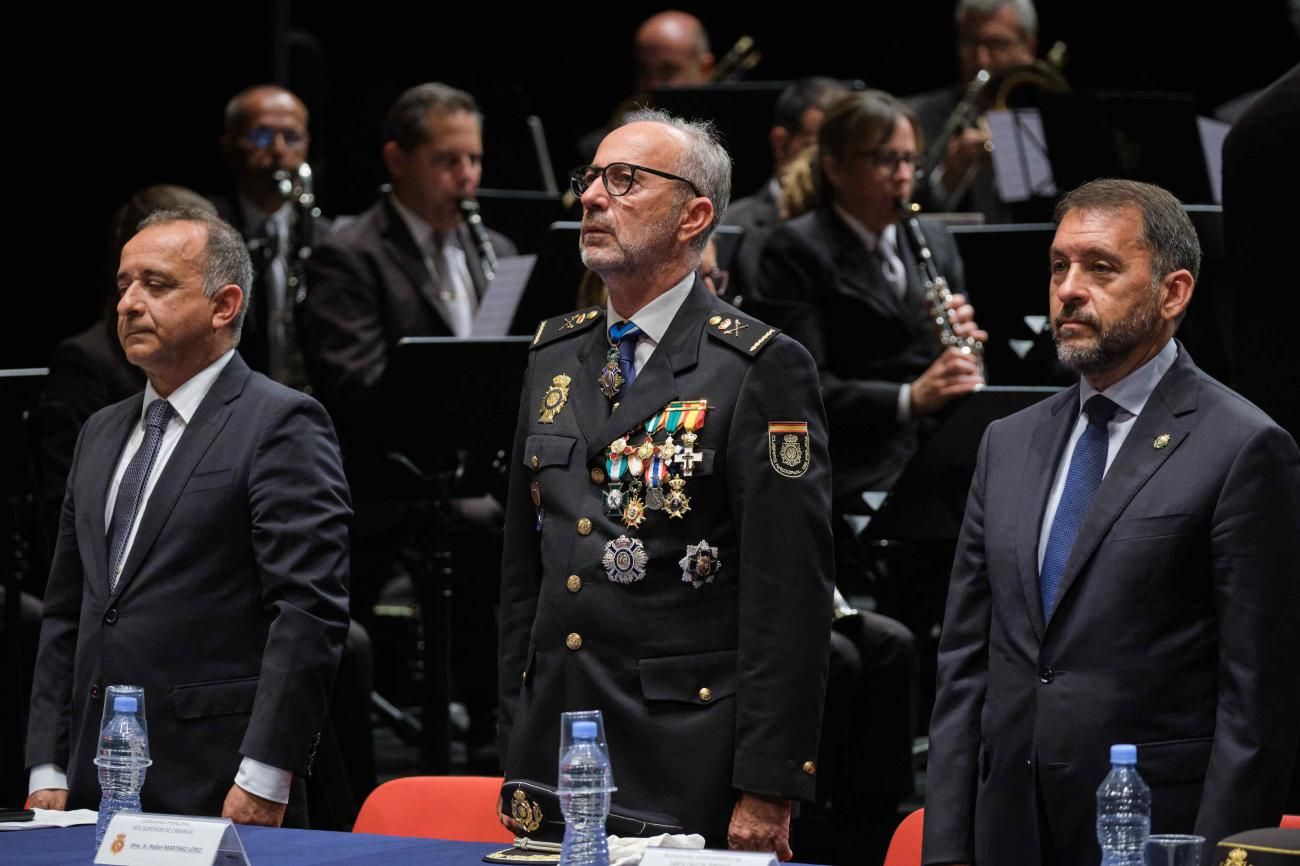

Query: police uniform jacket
left=498, top=278, right=835, bottom=844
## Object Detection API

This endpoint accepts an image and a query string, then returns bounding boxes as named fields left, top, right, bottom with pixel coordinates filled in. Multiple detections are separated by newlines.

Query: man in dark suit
left=724, top=77, right=847, bottom=302
left=26, top=208, right=352, bottom=826
left=498, top=109, right=834, bottom=857
left=924, top=179, right=1300, bottom=866
left=301, top=81, right=516, bottom=417
left=906, top=0, right=1041, bottom=223
left=215, top=84, right=325, bottom=387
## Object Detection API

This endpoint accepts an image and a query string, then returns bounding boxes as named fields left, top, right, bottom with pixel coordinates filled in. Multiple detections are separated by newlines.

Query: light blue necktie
left=1040, top=395, right=1120, bottom=619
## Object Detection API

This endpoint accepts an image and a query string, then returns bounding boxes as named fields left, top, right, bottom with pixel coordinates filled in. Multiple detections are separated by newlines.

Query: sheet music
left=1196, top=116, right=1230, bottom=205
left=472, top=254, right=537, bottom=337
left=987, top=108, right=1056, bottom=203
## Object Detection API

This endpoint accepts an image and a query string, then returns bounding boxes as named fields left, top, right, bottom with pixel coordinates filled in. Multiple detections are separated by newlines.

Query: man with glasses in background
left=215, top=84, right=326, bottom=386
left=498, top=110, right=834, bottom=858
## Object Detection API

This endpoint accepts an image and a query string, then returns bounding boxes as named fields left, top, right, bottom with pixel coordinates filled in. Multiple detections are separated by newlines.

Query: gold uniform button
left=566, top=575, right=582, bottom=592
left=531, top=455, right=540, bottom=469
left=698, top=687, right=712, bottom=702
left=566, top=633, right=583, bottom=650
left=802, top=761, right=816, bottom=775
left=591, top=467, right=606, bottom=484
left=576, top=518, right=592, bottom=536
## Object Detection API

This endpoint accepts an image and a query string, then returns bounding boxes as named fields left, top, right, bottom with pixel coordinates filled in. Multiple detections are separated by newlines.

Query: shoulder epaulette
left=703, top=311, right=780, bottom=357
left=531, top=307, right=604, bottom=349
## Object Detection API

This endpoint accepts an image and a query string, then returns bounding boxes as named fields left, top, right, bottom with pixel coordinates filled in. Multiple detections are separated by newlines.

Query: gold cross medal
left=663, top=476, right=691, bottom=519
left=538, top=374, right=571, bottom=423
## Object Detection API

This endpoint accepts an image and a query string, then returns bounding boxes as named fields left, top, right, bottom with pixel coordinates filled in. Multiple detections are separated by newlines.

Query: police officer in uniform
left=498, top=110, right=835, bottom=857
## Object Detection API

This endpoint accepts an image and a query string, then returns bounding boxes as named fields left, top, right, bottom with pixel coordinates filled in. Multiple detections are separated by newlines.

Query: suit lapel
left=584, top=280, right=708, bottom=463
left=1015, top=386, right=1080, bottom=640
left=567, top=322, right=612, bottom=449
left=1050, top=350, right=1199, bottom=618
left=109, top=356, right=247, bottom=602
left=821, top=208, right=909, bottom=320
left=380, top=199, right=456, bottom=333
left=83, top=398, right=144, bottom=592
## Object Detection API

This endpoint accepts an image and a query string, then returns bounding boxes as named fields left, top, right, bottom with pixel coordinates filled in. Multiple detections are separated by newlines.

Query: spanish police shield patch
left=768, top=421, right=811, bottom=478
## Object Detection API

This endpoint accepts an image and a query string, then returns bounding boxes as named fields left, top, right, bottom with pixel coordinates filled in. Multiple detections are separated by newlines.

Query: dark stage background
left=10, top=0, right=1298, bottom=368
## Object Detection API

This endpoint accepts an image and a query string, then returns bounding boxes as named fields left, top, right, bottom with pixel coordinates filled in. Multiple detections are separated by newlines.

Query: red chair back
left=1281, top=814, right=1300, bottom=829
left=353, top=775, right=514, bottom=842
left=883, top=808, right=925, bottom=866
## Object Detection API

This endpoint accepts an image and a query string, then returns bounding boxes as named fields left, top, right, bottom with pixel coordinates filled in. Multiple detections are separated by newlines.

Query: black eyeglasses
left=570, top=162, right=702, bottom=199
left=856, top=149, right=921, bottom=172
left=246, top=126, right=307, bottom=149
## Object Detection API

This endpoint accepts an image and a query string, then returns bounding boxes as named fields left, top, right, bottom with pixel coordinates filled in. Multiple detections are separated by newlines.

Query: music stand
left=864, top=386, right=1062, bottom=544
left=371, top=338, right=531, bottom=771
left=1038, top=90, right=1215, bottom=205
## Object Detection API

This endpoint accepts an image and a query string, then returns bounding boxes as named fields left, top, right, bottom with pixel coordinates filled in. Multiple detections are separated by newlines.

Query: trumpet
left=897, top=198, right=985, bottom=378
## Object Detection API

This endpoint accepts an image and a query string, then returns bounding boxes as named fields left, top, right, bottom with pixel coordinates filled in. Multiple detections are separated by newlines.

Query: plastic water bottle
left=94, top=695, right=151, bottom=848
left=559, top=720, right=613, bottom=866
left=1096, top=743, right=1151, bottom=866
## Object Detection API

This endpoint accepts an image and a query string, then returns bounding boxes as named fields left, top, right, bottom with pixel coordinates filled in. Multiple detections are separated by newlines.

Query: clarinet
left=897, top=197, right=985, bottom=378
left=270, top=161, right=320, bottom=389
left=459, top=198, right=498, bottom=282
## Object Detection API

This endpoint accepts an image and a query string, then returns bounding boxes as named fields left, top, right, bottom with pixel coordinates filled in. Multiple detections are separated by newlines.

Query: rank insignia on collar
left=538, top=374, right=572, bottom=423
left=768, top=421, right=811, bottom=478
left=679, top=539, right=721, bottom=589
left=603, top=535, right=649, bottom=584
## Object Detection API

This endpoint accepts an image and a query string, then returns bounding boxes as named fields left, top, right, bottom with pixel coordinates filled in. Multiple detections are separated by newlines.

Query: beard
left=1052, top=289, right=1163, bottom=377
left=579, top=200, right=684, bottom=277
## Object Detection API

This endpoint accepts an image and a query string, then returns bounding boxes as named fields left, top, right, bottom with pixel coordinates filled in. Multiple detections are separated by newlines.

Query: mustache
left=1053, top=302, right=1100, bottom=332
left=581, top=214, right=615, bottom=233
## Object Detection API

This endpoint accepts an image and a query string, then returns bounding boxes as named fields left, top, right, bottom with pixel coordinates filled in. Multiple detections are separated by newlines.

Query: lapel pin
left=1153, top=433, right=1171, bottom=449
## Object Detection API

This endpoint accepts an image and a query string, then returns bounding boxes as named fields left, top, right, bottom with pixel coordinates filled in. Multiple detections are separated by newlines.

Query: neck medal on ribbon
left=601, top=400, right=708, bottom=527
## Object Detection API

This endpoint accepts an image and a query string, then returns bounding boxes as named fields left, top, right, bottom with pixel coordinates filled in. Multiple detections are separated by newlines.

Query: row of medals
left=601, top=400, right=707, bottom=529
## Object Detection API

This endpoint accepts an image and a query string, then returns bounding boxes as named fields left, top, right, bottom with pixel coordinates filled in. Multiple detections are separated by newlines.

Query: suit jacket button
left=802, top=761, right=817, bottom=775
left=90, top=683, right=101, bottom=700
left=1038, top=668, right=1055, bottom=684
left=566, top=633, right=583, bottom=650
left=576, top=518, right=593, bottom=536
left=590, top=467, right=606, bottom=484
left=566, top=575, right=582, bottom=592
left=698, top=687, right=712, bottom=702
left=104, top=608, right=118, bottom=624
left=531, top=455, right=540, bottom=469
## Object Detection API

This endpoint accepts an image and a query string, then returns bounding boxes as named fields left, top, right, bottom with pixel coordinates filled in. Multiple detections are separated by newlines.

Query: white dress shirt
left=391, top=194, right=476, bottom=337
left=31, top=349, right=294, bottom=805
left=606, top=271, right=695, bottom=374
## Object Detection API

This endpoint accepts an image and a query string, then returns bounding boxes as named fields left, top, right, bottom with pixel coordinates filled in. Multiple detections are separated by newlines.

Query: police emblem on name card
left=768, top=422, right=811, bottom=477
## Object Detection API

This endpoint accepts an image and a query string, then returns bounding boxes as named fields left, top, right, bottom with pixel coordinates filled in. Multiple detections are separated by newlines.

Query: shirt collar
left=605, top=271, right=695, bottom=345
left=831, top=203, right=896, bottom=254
left=1078, top=338, right=1178, bottom=419
left=239, top=197, right=290, bottom=237
left=389, top=193, right=438, bottom=251
left=141, top=349, right=236, bottom=425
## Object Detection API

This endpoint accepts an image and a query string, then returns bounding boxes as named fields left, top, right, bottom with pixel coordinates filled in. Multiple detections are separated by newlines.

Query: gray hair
left=1054, top=178, right=1202, bottom=284
left=138, top=208, right=254, bottom=343
left=956, top=0, right=1038, bottom=38
left=385, top=82, right=480, bottom=152
left=622, top=107, right=732, bottom=251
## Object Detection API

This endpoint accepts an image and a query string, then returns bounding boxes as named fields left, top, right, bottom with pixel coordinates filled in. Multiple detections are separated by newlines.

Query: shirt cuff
left=235, top=757, right=293, bottom=805
left=897, top=384, right=912, bottom=423
left=29, top=763, right=68, bottom=795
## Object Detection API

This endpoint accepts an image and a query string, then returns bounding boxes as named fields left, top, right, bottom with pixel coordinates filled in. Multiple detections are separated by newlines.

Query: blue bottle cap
left=114, top=695, right=138, bottom=713
left=1110, top=743, right=1137, bottom=764
left=572, top=720, right=597, bottom=740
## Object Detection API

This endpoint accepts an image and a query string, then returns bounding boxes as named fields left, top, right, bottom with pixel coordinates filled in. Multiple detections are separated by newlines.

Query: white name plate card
left=642, top=848, right=778, bottom=866
left=94, top=813, right=250, bottom=865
